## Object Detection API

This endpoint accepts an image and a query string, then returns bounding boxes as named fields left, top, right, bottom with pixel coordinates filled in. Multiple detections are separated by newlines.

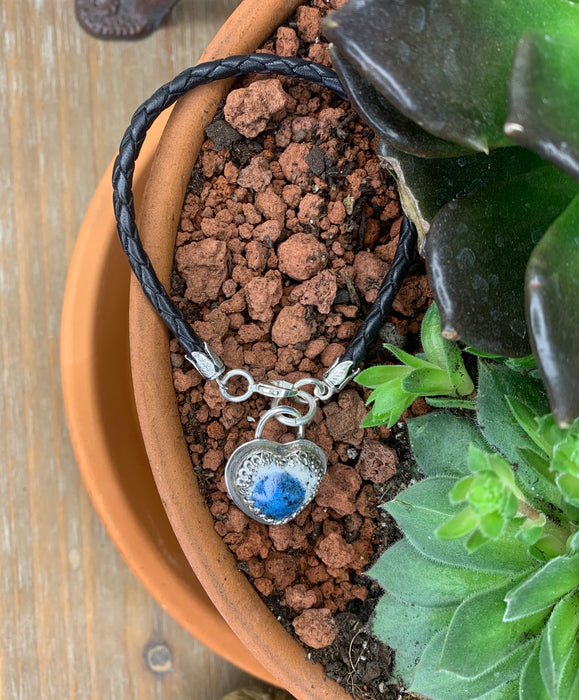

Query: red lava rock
left=315, top=531, right=355, bottom=569
left=254, top=190, right=287, bottom=224
left=237, top=156, right=273, bottom=192
left=245, top=240, right=268, bottom=272
left=276, top=26, right=299, bottom=56
left=278, top=232, right=328, bottom=281
left=412, top=396, right=432, bottom=416
left=285, top=584, right=320, bottom=612
left=224, top=79, right=291, bottom=138
left=305, top=337, right=328, bottom=359
left=278, top=142, right=312, bottom=185
left=290, top=269, right=337, bottom=314
left=327, top=200, right=346, bottom=225
left=175, top=238, right=229, bottom=303
left=252, top=219, right=282, bottom=245
left=320, top=342, right=345, bottom=368
left=392, top=275, right=431, bottom=316
left=316, top=463, right=362, bottom=516
left=297, top=193, right=325, bottom=224
left=356, top=483, right=378, bottom=517
left=282, top=184, right=302, bottom=208
left=245, top=270, right=283, bottom=322
left=323, top=389, right=367, bottom=445
left=295, top=5, right=322, bottom=43
left=357, top=439, right=398, bottom=483
left=254, top=578, right=274, bottom=597
left=353, top=251, right=388, bottom=304
left=271, top=304, right=313, bottom=347
left=269, top=523, right=308, bottom=551
left=292, top=608, right=337, bottom=649
left=203, top=449, right=223, bottom=472
left=264, top=552, right=298, bottom=590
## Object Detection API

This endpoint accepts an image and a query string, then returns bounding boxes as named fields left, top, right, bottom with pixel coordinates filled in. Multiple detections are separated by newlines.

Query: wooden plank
left=0, top=0, right=270, bottom=697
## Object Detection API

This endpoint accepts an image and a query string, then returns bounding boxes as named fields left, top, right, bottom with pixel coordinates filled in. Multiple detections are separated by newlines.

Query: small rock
left=252, top=219, right=282, bottom=244
left=276, top=26, right=299, bottom=56
left=245, top=270, right=282, bottom=322
left=290, top=269, right=337, bottom=314
left=323, top=389, right=367, bottom=445
left=237, top=156, right=273, bottom=192
left=297, top=193, right=325, bottom=224
left=271, top=304, right=313, bottom=347
left=254, top=190, right=287, bottom=223
left=295, top=5, right=322, bottom=43
left=357, top=439, right=398, bottom=483
left=305, top=145, right=326, bottom=176
left=224, top=79, right=291, bottom=138
left=204, top=118, right=242, bottom=150
left=353, top=251, right=388, bottom=304
left=278, top=142, right=312, bottom=185
left=315, top=463, right=362, bottom=516
left=264, top=552, right=297, bottom=590
left=278, top=232, right=328, bottom=281
left=285, top=584, right=320, bottom=612
left=175, top=238, right=228, bottom=303
left=315, top=531, right=355, bottom=569
left=292, top=608, right=337, bottom=649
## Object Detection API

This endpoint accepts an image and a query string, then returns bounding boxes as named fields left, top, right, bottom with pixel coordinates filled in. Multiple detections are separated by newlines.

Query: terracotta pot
left=129, top=0, right=351, bottom=698
left=60, top=100, right=276, bottom=684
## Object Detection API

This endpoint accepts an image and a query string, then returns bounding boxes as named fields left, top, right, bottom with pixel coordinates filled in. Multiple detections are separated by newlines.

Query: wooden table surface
left=0, top=2, right=272, bottom=698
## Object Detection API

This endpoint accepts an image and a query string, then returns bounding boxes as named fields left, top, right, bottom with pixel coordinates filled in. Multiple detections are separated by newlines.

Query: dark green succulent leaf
left=426, top=166, right=579, bottom=357
left=506, top=397, right=552, bottom=457
left=439, top=580, right=547, bottom=679
left=411, top=628, right=526, bottom=700
left=507, top=33, right=579, bottom=182
left=520, top=635, right=551, bottom=700
left=385, top=477, right=538, bottom=573
left=504, top=554, right=579, bottom=621
left=356, top=364, right=411, bottom=388
left=526, top=192, right=579, bottom=427
left=323, top=0, right=579, bottom=153
left=369, top=539, right=508, bottom=608
left=464, top=348, right=537, bottom=373
left=407, top=412, right=487, bottom=478
left=372, top=592, right=454, bottom=685
left=328, top=45, right=467, bottom=158
left=378, top=139, right=544, bottom=245
left=539, top=591, right=579, bottom=699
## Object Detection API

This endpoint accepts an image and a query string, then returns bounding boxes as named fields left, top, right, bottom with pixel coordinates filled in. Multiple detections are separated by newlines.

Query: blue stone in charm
left=252, top=472, right=306, bottom=522
left=224, top=437, right=327, bottom=525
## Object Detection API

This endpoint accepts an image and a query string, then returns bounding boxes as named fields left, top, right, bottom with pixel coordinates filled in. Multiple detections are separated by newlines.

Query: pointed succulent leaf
left=520, top=635, right=551, bottom=700
left=355, top=364, right=411, bottom=388
left=328, top=46, right=467, bottom=159
left=516, top=514, right=546, bottom=547
left=420, top=302, right=447, bottom=369
left=449, top=475, right=475, bottom=504
left=378, top=139, right=544, bottom=245
left=539, top=591, right=579, bottom=699
left=504, top=555, right=579, bottom=621
left=480, top=512, right=505, bottom=540
left=371, top=592, right=454, bottom=686
left=436, top=506, right=478, bottom=540
left=526, top=192, right=579, bottom=427
left=407, top=412, right=486, bottom=478
left=559, top=639, right=579, bottom=700
left=386, top=476, right=538, bottom=573
left=439, top=580, right=547, bottom=679
left=506, top=397, right=552, bottom=457
left=426, top=166, right=579, bottom=356
left=551, top=421, right=579, bottom=475
left=411, top=628, right=528, bottom=700
left=383, top=343, right=435, bottom=370
left=507, top=33, right=579, bottom=182
left=465, top=529, right=491, bottom=554
left=477, top=361, right=560, bottom=509
left=401, top=367, right=455, bottom=396
left=368, top=539, right=509, bottom=609
left=323, top=0, right=579, bottom=153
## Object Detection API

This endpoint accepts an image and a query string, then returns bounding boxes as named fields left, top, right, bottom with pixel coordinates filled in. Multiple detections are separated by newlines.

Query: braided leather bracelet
left=113, top=54, right=417, bottom=525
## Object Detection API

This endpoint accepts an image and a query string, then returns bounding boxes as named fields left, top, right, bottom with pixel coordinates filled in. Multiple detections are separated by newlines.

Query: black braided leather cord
left=112, top=53, right=417, bottom=366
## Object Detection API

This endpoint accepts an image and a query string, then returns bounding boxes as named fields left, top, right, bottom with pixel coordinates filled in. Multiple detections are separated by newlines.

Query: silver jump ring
left=292, top=377, right=334, bottom=401
left=217, top=369, right=254, bottom=402
left=254, top=405, right=305, bottom=439
left=272, top=389, right=318, bottom=427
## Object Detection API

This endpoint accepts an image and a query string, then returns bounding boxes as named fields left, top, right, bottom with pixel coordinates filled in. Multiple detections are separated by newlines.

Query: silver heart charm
left=225, top=437, right=327, bottom=525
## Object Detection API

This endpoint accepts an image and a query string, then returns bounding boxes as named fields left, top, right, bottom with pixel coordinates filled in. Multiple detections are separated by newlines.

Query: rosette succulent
left=323, top=0, right=579, bottom=426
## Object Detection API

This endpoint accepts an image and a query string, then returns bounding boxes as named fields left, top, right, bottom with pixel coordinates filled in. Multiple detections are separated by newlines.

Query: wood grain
left=0, top=1, right=270, bottom=698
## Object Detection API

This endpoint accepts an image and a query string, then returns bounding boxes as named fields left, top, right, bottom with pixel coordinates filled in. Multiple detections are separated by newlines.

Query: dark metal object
left=75, top=0, right=181, bottom=40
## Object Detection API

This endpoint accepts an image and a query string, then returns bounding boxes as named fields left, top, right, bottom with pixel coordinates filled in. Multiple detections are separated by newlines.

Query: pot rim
left=60, top=110, right=276, bottom=683
left=128, top=0, right=350, bottom=698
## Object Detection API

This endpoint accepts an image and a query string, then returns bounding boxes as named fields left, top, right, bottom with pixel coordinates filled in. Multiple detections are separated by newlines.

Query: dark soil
left=168, top=2, right=432, bottom=697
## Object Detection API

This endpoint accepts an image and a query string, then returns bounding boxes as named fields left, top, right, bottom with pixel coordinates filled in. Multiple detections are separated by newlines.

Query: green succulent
left=355, top=302, right=474, bottom=428
left=367, top=358, right=579, bottom=699
left=323, top=0, right=579, bottom=426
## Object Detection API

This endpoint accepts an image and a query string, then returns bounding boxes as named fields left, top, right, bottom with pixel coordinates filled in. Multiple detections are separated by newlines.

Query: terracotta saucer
left=60, top=114, right=275, bottom=684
